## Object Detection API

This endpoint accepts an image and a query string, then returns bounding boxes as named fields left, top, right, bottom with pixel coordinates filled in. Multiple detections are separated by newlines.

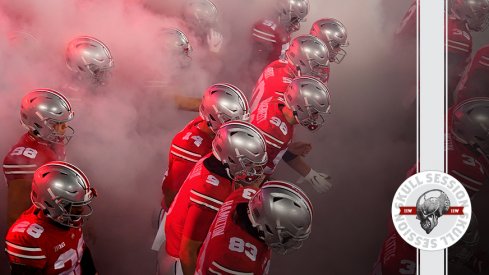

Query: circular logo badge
left=391, top=171, right=472, bottom=251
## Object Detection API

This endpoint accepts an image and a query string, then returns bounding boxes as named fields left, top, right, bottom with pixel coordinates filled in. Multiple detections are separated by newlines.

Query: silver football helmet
left=20, top=89, right=74, bottom=144
left=212, top=121, right=267, bottom=184
left=285, top=35, right=330, bottom=80
left=183, top=0, right=218, bottom=32
left=199, top=83, right=250, bottom=132
left=284, top=76, right=331, bottom=131
left=31, top=161, right=96, bottom=228
left=310, top=18, right=349, bottom=64
left=451, top=0, right=489, bottom=31
left=65, top=36, right=114, bottom=85
left=160, top=28, right=192, bottom=68
left=276, top=0, right=309, bottom=33
left=248, top=180, right=313, bottom=255
left=451, top=98, right=489, bottom=157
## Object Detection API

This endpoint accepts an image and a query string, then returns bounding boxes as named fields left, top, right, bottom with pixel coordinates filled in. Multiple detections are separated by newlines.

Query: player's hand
left=287, top=141, right=312, bottom=157
left=299, top=169, right=332, bottom=193
left=207, top=29, right=223, bottom=53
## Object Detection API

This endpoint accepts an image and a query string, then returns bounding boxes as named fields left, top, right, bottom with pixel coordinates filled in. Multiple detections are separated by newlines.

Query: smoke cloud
left=0, top=0, right=432, bottom=274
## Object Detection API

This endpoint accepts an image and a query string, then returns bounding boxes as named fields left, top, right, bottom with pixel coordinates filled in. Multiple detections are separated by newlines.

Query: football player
left=454, top=44, right=489, bottom=103
left=309, top=18, right=349, bottom=65
left=250, top=0, right=309, bottom=70
left=196, top=180, right=313, bottom=275
left=65, top=35, right=114, bottom=87
left=373, top=98, right=489, bottom=274
left=151, top=83, right=249, bottom=251
left=162, top=121, right=267, bottom=275
left=160, top=83, right=249, bottom=210
left=144, top=28, right=201, bottom=111
left=3, top=89, right=74, bottom=227
left=251, top=76, right=333, bottom=193
left=396, top=0, right=489, bottom=105
left=249, top=34, right=330, bottom=112
left=448, top=98, right=489, bottom=196
left=182, top=0, right=223, bottom=54
left=5, top=161, right=97, bottom=274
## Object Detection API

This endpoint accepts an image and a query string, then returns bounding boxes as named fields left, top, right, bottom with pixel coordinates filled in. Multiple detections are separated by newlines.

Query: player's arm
left=5, top=238, right=47, bottom=275
left=162, top=158, right=196, bottom=209
left=179, top=236, right=203, bottom=275
left=179, top=202, right=219, bottom=275
left=7, top=178, right=33, bottom=227
left=283, top=154, right=311, bottom=176
left=10, top=263, right=43, bottom=275
left=174, top=95, right=201, bottom=112
left=283, top=154, right=333, bottom=193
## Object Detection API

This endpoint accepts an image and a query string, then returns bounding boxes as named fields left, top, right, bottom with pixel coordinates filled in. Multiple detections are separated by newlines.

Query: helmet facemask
left=308, top=59, right=330, bottom=82
left=262, top=226, right=309, bottom=255
left=228, top=155, right=266, bottom=185
left=44, top=118, right=75, bottom=145
left=86, top=63, right=113, bottom=86
left=329, top=39, right=349, bottom=64
left=51, top=194, right=95, bottom=228
left=294, top=108, right=326, bottom=131
left=31, top=185, right=96, bottom=228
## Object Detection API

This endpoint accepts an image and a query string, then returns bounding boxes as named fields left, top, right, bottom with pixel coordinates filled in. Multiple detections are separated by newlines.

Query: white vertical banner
left=418, top=0, right=446, bottom=274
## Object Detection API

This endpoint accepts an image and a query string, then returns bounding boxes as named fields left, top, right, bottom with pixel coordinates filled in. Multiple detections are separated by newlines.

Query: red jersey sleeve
left=252, top=19, right=290, bottom=64
left=251, top=98, right=294, bottom=176
left=5, top=219, right=47, bottom=269
left=169, top=117, right=212, bottom=164
left=454, top=45, right=489, bottom=103
left=447, top=17, right=473, bottom=99
left=372, top=232, right=416, bottom=275
left=3, top=134, right=62, bottom=183
left=162, top=117, right=213, bottom=201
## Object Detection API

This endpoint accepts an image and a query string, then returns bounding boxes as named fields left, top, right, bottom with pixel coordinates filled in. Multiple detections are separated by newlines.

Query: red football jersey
left=454, top=45, right=489, bottom=103
left=447, top=132, right=489, bottom=197
left=394, top=1, right=417, bottom=41
left=164, top=154, right=235, bottom=258
left=250, top=60, right=295, bottom=112
left=252, top=18, right=291, bottom=65
left=371, top=231, right=416, bottom=275
left=161, top=116, right=213, bottom=209
left=447, top=16, right=473, bottom=101
left=251, top=97, right=294, bottom=176
left=3, top=133, right=66, bottom=183
left=5, top=206, right=86, bottom=275
left=196, top=187, right=271, bottom=275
